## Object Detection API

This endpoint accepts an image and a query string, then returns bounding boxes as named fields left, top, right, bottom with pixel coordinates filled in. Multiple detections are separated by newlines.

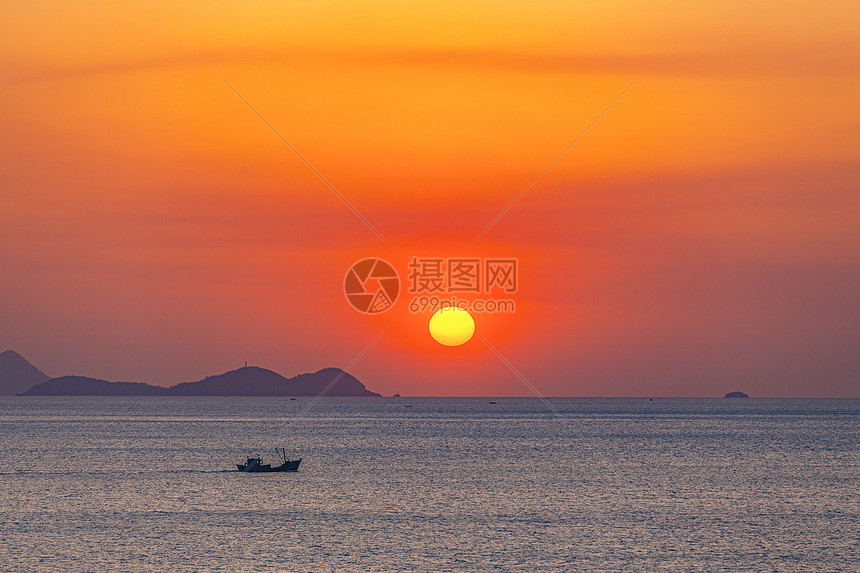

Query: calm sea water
left=1, top=397, right=857, bottom=572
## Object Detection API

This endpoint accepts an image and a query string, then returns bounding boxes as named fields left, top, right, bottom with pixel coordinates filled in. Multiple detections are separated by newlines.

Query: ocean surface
left=1, top=397, right=857, bottom=572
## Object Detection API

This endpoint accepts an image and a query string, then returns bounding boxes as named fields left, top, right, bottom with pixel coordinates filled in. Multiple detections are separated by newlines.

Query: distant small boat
left=392, top=393, right=401, bottom=398
left=237, top=449, right=301, bottom=472
left=724, top=391, right=750, bottom=398
left=489, top=401, right=496, bottom=404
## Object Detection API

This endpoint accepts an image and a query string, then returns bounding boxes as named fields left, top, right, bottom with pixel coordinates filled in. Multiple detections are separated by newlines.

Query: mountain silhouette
left=19, top=365, right=380, bottom=397
left=0, top=350, right=49, bottom=395
left=22, top=376, right=168, bottom=396
left=167, top=366, right=377, bottom=396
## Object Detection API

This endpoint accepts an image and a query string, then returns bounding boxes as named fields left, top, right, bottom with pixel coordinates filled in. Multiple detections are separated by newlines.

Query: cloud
left=3, top=46, right=857, bottom=86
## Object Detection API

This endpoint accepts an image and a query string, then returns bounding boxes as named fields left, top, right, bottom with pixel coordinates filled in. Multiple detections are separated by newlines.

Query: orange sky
left=1, top=1, right=858, bottom=396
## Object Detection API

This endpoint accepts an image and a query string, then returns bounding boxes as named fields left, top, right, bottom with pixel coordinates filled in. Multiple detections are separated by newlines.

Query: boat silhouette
left=237, top=448, right=301, bottom=472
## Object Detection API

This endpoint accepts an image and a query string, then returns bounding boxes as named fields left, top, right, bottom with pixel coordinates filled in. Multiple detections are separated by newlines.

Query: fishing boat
left=237, top=448, right=301, bottom=472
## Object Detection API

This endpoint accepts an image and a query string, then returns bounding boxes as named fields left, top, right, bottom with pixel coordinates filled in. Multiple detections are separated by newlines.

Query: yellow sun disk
left=428, top=307, right=475, bottom=346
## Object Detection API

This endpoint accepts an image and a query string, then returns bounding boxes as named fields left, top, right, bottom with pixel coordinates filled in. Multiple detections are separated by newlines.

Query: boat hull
left=237, top=458, right=301, bottom=472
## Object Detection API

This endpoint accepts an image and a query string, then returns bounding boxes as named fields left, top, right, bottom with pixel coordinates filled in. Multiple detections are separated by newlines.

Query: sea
left=1, top=397, right=857, bottom=572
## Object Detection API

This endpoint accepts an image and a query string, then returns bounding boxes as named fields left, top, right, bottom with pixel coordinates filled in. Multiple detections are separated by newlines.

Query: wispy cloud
left=3, top=46, right=857, bottom=85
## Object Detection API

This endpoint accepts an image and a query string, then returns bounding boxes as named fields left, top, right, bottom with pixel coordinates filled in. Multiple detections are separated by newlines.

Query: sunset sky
left=2, top=1, right=858, bottom=396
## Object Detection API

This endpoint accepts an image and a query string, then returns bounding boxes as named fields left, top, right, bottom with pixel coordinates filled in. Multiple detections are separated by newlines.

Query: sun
left=428, top=307, right=475, bottom=346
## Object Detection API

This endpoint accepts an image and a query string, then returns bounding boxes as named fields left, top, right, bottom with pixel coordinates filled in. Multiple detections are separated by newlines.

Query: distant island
left=2, top=350, right=379, bottom=397
left=724, top=391, right=750, bottom=398
left=0, top=350, right=49, bottom=395
left=24, top=376, right=171, bottom=396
